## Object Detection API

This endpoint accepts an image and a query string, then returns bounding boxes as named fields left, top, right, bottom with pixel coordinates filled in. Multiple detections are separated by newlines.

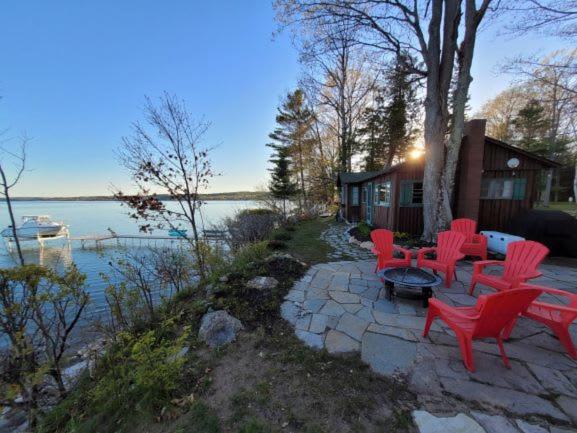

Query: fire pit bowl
left=377, top=267, right=442, bottom=308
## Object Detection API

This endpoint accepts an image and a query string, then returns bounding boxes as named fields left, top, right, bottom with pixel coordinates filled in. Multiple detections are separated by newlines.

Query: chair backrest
left=450, top=218, right=477, bottom=243
left=436, top=231, right=466, bottom=263
left=473, top=288, right=541, bottom=338
left=503, top=241, right=549, bottom=283
left=370, top=229, right=394, bottom=260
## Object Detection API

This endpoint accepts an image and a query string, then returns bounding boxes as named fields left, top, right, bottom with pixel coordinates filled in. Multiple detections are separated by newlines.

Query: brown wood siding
left=477, top=140, right=548, bottom=231
left=395, top=161, right=425, bottom=234
left=356, top=161, right=425, bottom=235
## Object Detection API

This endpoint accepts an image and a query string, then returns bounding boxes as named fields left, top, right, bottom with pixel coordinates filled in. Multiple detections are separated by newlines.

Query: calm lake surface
left=0, top=200, right=257, bottom=319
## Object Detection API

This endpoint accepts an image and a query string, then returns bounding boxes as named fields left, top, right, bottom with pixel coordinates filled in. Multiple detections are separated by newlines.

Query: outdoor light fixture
left=507, top=157, right=520, bottom=169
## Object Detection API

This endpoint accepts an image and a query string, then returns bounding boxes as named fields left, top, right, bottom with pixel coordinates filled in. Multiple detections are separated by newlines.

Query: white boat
left=1, top=215, right=67, bottom=239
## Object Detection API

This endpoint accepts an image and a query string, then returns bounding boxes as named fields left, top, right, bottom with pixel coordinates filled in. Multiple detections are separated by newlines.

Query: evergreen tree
left=512, top=99, right=550, bottom=156
left=358, top=90, right=388, bottom=171
left=358, top=56, right=417, bottom=170
left=269, top=89, right=315, bottom=209
left=267, top=142, right=298, bottom=218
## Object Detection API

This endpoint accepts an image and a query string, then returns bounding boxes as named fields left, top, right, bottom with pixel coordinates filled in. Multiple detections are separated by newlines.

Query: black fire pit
left=377, top=267, right=442, bottom=308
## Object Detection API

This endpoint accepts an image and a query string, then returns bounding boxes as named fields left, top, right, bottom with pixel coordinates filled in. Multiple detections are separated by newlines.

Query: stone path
left=320, top=223, right=374, bottom=261
left=281, top=258, right=577, bottom=432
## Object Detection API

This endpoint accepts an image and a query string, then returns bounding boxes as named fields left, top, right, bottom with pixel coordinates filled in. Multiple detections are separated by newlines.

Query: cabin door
left=366, top=182, right=373, bottom=225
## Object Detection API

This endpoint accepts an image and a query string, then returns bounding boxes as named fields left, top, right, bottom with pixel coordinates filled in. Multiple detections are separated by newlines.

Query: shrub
left=231, top=242, right=270, bottom=272
left=273, top=232, right=292, bottom=241
left=357, top=221, right=372, bottom=238
left=224, top=208, right=280, bottom=250
left=267, top=240, right=287, bottom=250
left=43, top=324, right=192, bottom=432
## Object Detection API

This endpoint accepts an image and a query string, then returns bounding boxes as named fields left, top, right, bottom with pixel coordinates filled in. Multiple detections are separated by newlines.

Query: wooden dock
left=3, top=228, right=227, bottom=251
left=70, top=229, right=227, bottom=249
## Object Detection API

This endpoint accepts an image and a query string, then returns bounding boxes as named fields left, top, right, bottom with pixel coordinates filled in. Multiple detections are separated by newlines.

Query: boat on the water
left=1, top=215, right=67, bottom=239
left=168, top=228, right=188, bottom=238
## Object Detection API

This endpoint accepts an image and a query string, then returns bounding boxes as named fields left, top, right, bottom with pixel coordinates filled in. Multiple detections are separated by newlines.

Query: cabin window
left=351, top=186, right=360, bottom=206
left=376, top=181, right=392, bottom=206
left=399, top=181, right=423, bottom=207
left=480, top=178, right=527, bottom=200
left=362, top=186, right=367, bottom=204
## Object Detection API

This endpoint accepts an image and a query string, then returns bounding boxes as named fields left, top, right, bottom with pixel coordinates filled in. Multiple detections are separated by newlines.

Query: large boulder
left=198, top=310, right=243, bottom=348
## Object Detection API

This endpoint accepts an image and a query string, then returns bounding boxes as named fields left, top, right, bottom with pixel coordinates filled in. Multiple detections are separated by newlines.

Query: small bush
left=231, top=242, right=270, bottom=272
left=267, top=240, right=287, bottom=250
left=357, top=221, right=372, bottom=238
left=273, top=232, right=292, bottom=241
left=224, top=208, right=280, bottom=250
left=349, top=221, right=373, bottom=242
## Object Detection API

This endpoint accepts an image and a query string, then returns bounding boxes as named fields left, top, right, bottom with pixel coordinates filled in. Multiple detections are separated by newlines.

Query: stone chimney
left=455, top=119, right=486, bottom=221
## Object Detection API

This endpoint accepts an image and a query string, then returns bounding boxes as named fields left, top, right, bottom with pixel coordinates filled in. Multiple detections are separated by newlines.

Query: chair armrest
left=472, top=234, right=487, bottom=247
left=429, top=298, right=481, bottom=320
left=417, top=247, right=436, bottom=260
left=512, top=271, right=542, bottom=287
left=520, top=284, right=577, bottom=302
left=531, top=301, right=577, bottom=314
left=473, top=260, right=503, bottom=272
left=394, top=245, right=412, bottom=260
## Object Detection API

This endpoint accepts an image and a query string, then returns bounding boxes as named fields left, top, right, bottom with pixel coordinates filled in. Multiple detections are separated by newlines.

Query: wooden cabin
left=337, top=119, right=560, bottom=234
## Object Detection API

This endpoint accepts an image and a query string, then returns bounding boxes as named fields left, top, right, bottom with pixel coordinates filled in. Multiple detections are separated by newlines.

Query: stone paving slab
left=282, top=243, right=577, bottom=431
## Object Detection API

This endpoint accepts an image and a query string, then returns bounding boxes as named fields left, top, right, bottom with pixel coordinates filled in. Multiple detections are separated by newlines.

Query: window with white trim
left=480, top=178, right=527, bottom=200
left=376, top=181, right=392, bottom=206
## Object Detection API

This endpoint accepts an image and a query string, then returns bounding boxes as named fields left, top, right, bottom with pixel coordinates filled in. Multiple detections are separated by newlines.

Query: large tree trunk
left=421, top=0, right=458, bottom=241
left=422, top=105, right=447, bottom=241
left=440, top=0, right=478, bottom=227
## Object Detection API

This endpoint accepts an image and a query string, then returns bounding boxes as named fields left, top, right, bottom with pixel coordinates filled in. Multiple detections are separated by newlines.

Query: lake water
left=0, top=200, right=257, bottom=319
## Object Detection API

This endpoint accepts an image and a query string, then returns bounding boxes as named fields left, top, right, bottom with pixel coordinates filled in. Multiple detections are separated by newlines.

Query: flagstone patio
left=281, top=258, right=577, bottom=432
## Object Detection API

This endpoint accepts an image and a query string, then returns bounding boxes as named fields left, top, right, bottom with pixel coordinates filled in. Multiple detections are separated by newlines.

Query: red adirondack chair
left=512, top=284, right=577, bottom=359
left=417, top=231, right=465, bottom=288
left=423, top=288, right=542, bottom=372
left=469, top=240, right=549, bottom=295
left=450, top=218, right=487, bottom=260
left=371, top=229, right=412, bottom=272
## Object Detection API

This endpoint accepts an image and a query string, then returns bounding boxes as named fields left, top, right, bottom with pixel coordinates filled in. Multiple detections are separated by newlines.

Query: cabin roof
left=484, top=136, right=561, bottom=168
left=337, top=161, right=411, bottom=186
left=337, top=171, right=382, bottom=185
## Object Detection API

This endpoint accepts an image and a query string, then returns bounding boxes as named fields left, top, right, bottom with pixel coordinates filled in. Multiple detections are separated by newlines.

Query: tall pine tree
left=359, top=56, right=417, bottom=170
left=269, top=89, right=314, bottom=209
left=512, top=99, right=550, bottom=156
left=267, top=142, right=298, bottom=219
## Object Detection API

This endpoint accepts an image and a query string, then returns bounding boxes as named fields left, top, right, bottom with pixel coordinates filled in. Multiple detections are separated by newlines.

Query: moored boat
left=1, top=215, right=67, bottom=239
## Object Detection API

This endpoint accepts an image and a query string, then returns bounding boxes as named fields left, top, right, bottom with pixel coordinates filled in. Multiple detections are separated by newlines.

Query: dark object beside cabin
left=508, top=210, right=577, bottom=258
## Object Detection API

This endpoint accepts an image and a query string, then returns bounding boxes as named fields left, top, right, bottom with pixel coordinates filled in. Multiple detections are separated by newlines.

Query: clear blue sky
left=0, top=1, right=567, bottom=197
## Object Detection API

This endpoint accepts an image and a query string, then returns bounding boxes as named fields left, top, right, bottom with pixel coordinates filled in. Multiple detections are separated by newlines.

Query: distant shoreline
left=1, top=191, right=268, bottom=202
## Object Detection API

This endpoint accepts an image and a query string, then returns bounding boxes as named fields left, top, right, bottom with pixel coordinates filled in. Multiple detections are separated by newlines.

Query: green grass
left=534, top=201, right=577, bottom=217
left=182, top=401, right=221, bottom=433
left=278, top=217, right=334, bottom=264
